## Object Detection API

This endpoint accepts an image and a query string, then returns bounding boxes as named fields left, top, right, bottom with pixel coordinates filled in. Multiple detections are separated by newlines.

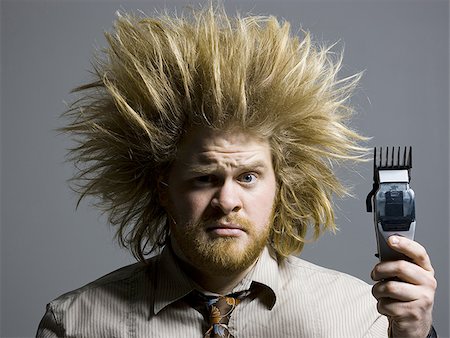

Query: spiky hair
left=63, top=5, right=367, bottom=261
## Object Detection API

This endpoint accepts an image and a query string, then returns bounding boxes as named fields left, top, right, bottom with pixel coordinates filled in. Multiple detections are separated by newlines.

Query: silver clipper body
left=366, top=147, right=416, bottom=261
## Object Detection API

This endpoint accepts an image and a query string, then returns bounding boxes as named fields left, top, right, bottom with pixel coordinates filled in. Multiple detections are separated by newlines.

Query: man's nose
left=210, top=179, right=242, bottom=214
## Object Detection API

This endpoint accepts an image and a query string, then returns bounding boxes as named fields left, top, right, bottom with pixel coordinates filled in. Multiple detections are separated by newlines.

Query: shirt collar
left=234, top=246, right=279, bottom=309
left=153, top=245, right=196, bottom=314
left=153, top=245, right=280, bottom=314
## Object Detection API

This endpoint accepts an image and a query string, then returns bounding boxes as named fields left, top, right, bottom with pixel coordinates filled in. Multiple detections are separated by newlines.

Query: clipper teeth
left=374, top=146, right=412, bottom=169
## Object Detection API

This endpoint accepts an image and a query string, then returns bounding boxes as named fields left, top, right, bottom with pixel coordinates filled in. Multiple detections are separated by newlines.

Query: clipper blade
left=374, top=146, right=412, bottom=170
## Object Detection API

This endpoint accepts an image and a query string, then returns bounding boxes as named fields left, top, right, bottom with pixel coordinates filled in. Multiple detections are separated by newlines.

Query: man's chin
left=171, top=218, right=271, bottom=275
left=187, top=237, right=264, bottom=274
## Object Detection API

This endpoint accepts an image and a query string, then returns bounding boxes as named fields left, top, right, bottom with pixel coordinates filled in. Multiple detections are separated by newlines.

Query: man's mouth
left=206, top=223, right=246, bottom=237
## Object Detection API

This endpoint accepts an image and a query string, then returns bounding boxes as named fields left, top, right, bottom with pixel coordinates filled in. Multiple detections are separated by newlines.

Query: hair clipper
left=366, top=147, right=416, bottom=261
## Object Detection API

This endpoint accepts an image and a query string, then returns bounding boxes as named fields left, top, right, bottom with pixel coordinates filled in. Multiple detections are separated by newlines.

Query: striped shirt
left=36, top=246, right=388, bottom=337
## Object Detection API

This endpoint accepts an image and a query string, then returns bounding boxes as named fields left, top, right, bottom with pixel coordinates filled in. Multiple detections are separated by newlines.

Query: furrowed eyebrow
left=185, top=165, right=218, bottom=176
left=185, top=161, right=268, bottom=176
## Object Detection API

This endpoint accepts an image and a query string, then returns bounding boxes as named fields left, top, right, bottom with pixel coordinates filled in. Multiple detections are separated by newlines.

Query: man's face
left=162, top=127, right=277, bottom=276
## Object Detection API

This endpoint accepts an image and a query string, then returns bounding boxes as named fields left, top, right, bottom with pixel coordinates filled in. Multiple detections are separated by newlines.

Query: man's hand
left=371, top=236, right=437, bottom=338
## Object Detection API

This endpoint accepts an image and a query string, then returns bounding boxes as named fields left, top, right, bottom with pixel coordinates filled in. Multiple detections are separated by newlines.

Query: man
left=37, top=5, right=437, bottom=337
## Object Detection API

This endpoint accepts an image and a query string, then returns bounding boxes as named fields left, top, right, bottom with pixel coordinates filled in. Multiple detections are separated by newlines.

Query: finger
left=371, top=260, right=435, bottom=286
left=375, top=297, right=412, bottom=318
left=375, top=296, right=434, bottom=322
left=387, top=236, right=434, bottom=272
left=372, top=280, right=424, bottom=302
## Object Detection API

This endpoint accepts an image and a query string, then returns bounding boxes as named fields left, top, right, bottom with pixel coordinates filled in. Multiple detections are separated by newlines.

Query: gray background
left=1, top=0, right=448, bottom=337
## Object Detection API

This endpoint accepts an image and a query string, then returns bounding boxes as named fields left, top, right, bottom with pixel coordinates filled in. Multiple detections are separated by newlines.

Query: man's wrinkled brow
left=184, top=160, right=269, bottom=176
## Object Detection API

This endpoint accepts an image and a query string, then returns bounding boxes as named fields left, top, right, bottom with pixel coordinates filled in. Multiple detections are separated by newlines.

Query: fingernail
left=390, top=236, right=399, bottom=245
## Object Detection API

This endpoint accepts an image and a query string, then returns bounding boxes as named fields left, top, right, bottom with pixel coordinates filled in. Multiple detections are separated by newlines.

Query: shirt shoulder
left=279, top=255, right=376, bottom=304
left=50, top=259, right=152, bottom=307
left=274, top=255, right=388, bottom=337
left=283, top=255, right=371, bottom=287
left=38, top=256, right=159, bottom=337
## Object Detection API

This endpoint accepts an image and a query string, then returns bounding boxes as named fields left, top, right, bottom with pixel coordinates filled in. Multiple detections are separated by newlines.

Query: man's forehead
left=196, top=148, right=266, bottom=163
left=175, top=127, right=272, bottom=168
left=178, top=127, right=270, bottom=153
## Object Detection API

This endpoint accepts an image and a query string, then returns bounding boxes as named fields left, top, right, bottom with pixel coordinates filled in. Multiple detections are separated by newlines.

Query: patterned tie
left=204, top=296, right=240, bottom=338
left=187, top=292, right=241, bottom=338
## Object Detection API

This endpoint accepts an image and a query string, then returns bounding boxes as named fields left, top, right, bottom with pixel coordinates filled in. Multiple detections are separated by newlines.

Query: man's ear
left=157, top=176, right=170, bottom=207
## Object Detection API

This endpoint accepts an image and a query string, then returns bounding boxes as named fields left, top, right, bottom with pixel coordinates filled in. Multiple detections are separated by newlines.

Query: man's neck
left=187, top=261, right=257, bottom=295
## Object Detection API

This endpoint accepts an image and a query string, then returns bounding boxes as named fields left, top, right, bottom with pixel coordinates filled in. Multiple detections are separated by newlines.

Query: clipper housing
left=366, top=147, right=416, bottom=261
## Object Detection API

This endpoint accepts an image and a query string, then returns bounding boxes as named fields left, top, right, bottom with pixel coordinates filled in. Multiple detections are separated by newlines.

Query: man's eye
left=239, top=173, right=257, bottom=184
left=194, top=175, right=216, bottom=184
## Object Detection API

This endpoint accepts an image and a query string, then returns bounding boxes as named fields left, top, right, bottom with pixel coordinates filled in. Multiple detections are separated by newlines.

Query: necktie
left=187, top=292, right=241, bottom=338
left=204, top=296, right=240, bottom=338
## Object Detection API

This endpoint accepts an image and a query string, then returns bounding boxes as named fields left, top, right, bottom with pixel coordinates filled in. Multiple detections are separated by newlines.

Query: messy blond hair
left=63, top=5, right=366, bottom=261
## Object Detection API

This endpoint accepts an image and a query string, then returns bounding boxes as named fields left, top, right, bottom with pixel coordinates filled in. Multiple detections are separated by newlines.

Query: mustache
left=196, top=214, right=254, bottom=231
left=168, top=211, right=257, bottom=233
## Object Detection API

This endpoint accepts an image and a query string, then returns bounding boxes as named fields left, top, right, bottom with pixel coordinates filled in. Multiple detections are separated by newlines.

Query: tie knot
left=207, top=296, right=240, bottom=324
left=186, top=291, right=245, bottom=338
